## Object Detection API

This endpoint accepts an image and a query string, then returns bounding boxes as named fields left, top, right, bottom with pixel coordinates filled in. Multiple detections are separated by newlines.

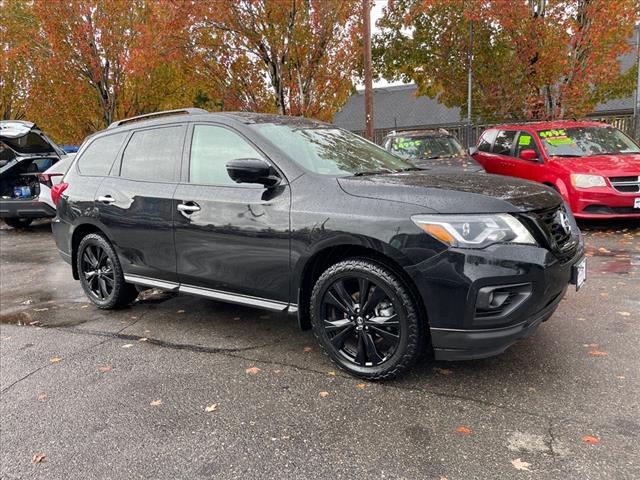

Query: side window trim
left=115, top=123, right=187, bottom=183
left=492, top=130, right=517, bottom=157
left=182, top=122, right=286, bottom=187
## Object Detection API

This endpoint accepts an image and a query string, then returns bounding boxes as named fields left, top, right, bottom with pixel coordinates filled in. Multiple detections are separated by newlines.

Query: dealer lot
left=1, top=220, right=639, bottom=479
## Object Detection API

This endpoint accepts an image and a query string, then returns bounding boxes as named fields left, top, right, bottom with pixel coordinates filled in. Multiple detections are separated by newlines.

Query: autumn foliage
left=374, top=0, right=639, bottom=122
left=1, top=0, right=361, bottom=143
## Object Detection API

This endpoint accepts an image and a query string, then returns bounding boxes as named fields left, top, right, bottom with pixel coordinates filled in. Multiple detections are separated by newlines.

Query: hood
left=1, top=121, right=64, bottom=157
left=411, top=155, right=485, bottom=174
left=337, top=171, right=561, bottom=214
left=549, top=153, right=640, bottom=176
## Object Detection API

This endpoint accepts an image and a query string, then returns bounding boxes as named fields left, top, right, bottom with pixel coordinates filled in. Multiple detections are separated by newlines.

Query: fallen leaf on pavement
left=98, top=365, right=112, bottom=372
left=138, top=337, right=148, bottom=342
left=50, top=357, right=62, bottom=363
left=121, top=344, right=134, bottom=349
left=511, top=458, right=530, bottom=471
left=303, top=346, right=313, bottom=352
left=37, top=393, right=47, bottom=401
left=80, top=305, right=89, bottom=309
left=150, top=399, right=162, bottom=406
left=245, top=366, right=261, bottom=375
left=0, top=336, right=12, bottom=341
left=355, top=383, right=366, bottom=390
left=177, top=309, right=185, bottom=314
left=582, top=435, right=599, bottom=445
left=205, top=403, right=218, bottom=412
left=31, top=453, right=46, bottom=464
left=434, top=367, right=453, bottom=375
left=33, top=308, right=49, bottom=312
left=327, top=371, right=336, bottom=376
left=455, top=426, right=472, bottom=434
left=319, top=391, right=330, bottom=398
left=617, top=311, right=631, bottom=316
left=588, top=350, right=608, bottom=356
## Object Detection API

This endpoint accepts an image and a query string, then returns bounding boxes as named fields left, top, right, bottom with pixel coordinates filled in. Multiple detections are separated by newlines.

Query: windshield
left=537, top=126, right=640, bottom=157
left=388, top=135, right=466, bottom=160
left=250, top=124, right=414, bottom=176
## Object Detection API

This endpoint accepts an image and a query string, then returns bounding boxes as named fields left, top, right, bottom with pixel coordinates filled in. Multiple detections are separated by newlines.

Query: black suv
left=52, top=109, right=585, bottom=379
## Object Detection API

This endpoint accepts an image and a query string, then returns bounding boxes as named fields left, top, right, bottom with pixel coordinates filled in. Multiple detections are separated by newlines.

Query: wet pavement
left=1, top=219, right=639, bottom=479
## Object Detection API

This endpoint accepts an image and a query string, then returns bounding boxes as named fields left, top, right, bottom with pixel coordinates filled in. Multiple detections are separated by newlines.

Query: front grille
left=523, top=205, right=578, bottom=257
left=609, top=175, right=640, bottom=193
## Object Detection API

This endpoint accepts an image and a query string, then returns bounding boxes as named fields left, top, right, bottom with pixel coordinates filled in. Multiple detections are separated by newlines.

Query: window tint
left=492, top=130, right=516, bottom=155
left=477, top=130, right=497, bottom=152
left=77, top=133, right=127, bottom=176
left=190, top=125, right=264, bottom=185
left=120, top=126, right=183, bottom=182
left=515, top=131, right=540, bottom=158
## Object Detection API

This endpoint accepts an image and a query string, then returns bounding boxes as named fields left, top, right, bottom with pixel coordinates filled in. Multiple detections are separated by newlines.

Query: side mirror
left=519, top=149, right=538, bottom=161
left=468, top=146, right=478, bottom=156
left=226, top=158, right=281, bottom=187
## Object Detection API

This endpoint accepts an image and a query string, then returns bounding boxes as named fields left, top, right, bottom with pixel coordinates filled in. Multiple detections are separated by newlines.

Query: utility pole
left=363, top=0, right=374, bottom=141
left=466, top=19, right=473, bottom=148
left=634, top=24, right=640, bottom=141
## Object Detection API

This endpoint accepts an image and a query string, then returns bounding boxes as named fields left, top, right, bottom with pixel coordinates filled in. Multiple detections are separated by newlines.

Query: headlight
left=411, top=214, right=536, bottom=248
left=570, top=174, right=606, bottom=188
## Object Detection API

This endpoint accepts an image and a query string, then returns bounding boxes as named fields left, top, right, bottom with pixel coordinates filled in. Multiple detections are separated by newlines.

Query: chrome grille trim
left=609, top=175, right=640, bottom=193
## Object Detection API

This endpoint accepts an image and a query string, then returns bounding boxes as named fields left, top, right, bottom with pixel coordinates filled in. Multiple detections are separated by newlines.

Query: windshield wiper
left=395, top=167, right=423, bottom=172
left=353, top=168, right=394, bottom=176
left=549, top=154, right=584, bottom=157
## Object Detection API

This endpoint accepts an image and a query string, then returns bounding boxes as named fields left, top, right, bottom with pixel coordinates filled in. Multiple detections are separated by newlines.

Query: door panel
left=173, top=183, right=291, bottom=302
left=96, top=177, right=178, bottom=281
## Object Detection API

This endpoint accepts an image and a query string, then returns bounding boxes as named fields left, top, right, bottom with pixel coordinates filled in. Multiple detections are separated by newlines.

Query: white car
left=37, top=155, right=74, bottom=211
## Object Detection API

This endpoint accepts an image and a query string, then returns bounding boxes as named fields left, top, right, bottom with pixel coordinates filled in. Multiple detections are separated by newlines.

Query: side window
left=492, top=130, right=516, bottom=156
left=120, top=126, right=183, bottom=182
left=77, top=132, right=127, bottom=176
left=515, top=131, right=540, bottom=158
left=190, top=125, right=264, bottom=186
left=477, top=130, right=497, bottom=152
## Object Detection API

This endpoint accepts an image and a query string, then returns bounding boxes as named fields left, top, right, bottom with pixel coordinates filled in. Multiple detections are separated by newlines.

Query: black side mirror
left=226, top=158, right=281, bottom=187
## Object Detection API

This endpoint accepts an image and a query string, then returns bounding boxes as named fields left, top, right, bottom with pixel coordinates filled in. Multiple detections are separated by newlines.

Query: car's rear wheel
left=4, top=217, right=33, bottom=229
left=310, top=258, right=425, bottom=380
left=77, top=233, right=138, bottom=309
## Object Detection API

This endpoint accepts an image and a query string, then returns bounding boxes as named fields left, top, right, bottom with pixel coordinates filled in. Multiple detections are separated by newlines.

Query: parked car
left=471, top=121, right=640, bottom=219
left=38, top=156, right=74, bottom=212
left=51, top=109, right=585, bottom=379
left=1, top=120, right=68, bottom=228
left=383, top=129, right=485, bottom=173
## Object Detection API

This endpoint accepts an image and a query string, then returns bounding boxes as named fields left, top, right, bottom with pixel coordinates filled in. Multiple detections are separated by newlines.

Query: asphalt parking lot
left=1, top=219, right=639, bottom=479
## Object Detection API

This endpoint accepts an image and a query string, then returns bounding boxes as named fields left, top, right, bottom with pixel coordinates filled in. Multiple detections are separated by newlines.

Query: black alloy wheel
left=76, top=233, right=138, bottom=309
left=311, top=258, right=425, bottom=380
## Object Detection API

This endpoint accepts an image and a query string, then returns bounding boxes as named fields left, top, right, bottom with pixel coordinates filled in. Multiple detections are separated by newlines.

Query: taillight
left=35, top=173, right=64, bottom=188
left=51, top=182, right=69, bottom=206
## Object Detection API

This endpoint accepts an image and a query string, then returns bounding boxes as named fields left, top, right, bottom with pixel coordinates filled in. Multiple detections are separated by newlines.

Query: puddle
left=0, top=311, right=34, bottom=326
left=136, top=288, right=178, bottom=304
left=585, top=246, right=640, bottom=275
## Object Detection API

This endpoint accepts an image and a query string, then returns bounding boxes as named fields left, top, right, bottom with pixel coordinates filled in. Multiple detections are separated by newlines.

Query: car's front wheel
left=310, top=258, right=426, bottom=380
left=4, top=217, right=33, bottom=229
left=77, top=233, right=138, bottom=309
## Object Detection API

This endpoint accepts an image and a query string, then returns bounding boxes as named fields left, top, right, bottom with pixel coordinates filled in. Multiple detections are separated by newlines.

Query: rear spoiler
left=107, top=108, right=208, bottom=129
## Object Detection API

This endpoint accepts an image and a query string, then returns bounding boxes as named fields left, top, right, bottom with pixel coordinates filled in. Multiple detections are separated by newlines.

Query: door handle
left=177, top=202, right=201, bottom=214
left=97, top=195, right=116, bottom=204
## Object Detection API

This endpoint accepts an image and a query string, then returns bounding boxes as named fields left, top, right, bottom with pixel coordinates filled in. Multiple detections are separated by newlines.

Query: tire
left=310, top=258, right=425, bottom=380
left=4, top=217, right=33, bottom=229
left=76, top=233, right=138, bottom=309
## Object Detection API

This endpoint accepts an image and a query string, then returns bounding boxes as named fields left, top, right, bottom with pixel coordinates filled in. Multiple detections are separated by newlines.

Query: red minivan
left=472, top=121, right=640, bottom=219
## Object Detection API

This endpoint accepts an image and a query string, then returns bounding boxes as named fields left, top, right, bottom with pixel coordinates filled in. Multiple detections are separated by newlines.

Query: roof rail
left=107, top=108, right=208, bottom=129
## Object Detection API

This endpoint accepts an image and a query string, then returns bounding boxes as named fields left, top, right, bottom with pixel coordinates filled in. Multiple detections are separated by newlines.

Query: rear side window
left=120, top=126, right=184, bottom=182
left=492, top=130, right=516, bottom=155
left=189, top=125, right=264, bottom=186
left=77, top=133, right=127, bottom=176
left=477, top=130, right=497, bottom=152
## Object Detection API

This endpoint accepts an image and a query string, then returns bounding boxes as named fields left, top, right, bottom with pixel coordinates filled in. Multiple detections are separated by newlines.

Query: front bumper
left=410, top=240, right=584, bottom=361
left=569, top=188, right=640, bottom=219
left=0, top=199, right=56, bottom=219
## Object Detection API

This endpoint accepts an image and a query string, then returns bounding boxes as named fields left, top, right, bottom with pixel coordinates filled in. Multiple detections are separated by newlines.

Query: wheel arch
left=295, top=243, right=428, bottom=332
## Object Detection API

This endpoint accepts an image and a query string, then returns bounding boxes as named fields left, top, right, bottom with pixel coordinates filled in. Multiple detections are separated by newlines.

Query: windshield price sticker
left=518, top=135, right=532, bottom=146
left=538, top=129, right=576, bottom=146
